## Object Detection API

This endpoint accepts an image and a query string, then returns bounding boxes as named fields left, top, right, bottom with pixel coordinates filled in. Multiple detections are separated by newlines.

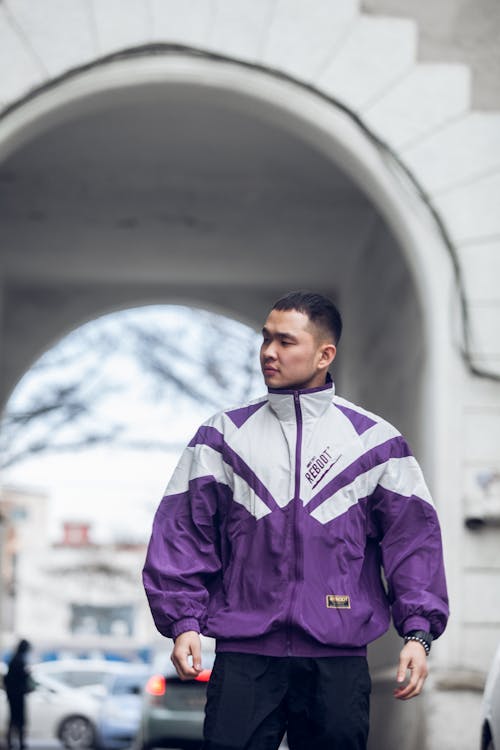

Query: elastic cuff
left=401, top=616, right=431, bottom=636
left=171, top=618, right=200, bottom=639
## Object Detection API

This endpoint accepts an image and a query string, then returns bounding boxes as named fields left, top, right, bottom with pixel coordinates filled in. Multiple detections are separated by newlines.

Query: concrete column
left=0, top=275, right=5, bottom=651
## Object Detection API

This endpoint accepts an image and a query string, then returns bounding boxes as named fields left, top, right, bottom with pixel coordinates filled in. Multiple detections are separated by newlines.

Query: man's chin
left=264, top=374, right=293, bottom=389
left=263, top=372, right=282, bottom=388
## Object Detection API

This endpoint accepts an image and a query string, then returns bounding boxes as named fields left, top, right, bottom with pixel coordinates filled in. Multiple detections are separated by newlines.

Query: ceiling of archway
left=0, top=84, right=383, bottom=287
left=0, top=83, right=424, bottom=451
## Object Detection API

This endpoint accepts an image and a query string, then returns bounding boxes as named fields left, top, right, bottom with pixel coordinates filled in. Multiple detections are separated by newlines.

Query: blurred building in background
left=0, top=485, right=49, bottom=635
left=0, top=490, right=155, bottom=661
left=0, top=1, right=499, bottom=748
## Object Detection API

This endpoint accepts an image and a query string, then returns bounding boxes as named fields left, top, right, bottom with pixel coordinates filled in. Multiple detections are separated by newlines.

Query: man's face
left=260, top=308, right=336, bottom=390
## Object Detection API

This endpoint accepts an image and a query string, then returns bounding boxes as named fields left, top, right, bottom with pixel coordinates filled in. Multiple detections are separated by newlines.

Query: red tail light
left=195, top=669, right=211, bottom=682
left=145, top=674, right=166, bottom=696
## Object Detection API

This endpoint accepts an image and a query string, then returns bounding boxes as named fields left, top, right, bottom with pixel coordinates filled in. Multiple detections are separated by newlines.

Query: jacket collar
left=267, top=374, right=335, bottom=423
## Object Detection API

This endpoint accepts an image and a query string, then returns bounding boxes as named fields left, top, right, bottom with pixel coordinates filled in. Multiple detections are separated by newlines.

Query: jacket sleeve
left=368, top=435, right=449, bottom=640
left=142, top=433, right=225, bottom=640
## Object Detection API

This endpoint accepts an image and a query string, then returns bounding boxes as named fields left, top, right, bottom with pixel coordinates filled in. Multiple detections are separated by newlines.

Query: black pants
left=203, top=653, right=371, bottom=750
left=7, top=695, right=26, bottom=750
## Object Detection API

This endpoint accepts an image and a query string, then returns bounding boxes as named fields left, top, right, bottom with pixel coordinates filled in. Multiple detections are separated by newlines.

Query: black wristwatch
left=404, top=630, right=433, bottom=655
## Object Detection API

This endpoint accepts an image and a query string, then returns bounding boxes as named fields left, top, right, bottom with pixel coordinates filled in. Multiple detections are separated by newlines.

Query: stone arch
left=0, top=41, right=491, bottom=750
left=1, top=0, right=499, bottom=381
left=0, top=51, right=460, bottom=483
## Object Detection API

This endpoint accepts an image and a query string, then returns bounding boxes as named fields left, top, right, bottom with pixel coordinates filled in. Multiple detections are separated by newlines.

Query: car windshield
left=57, top=670, right=108, bottom=688
left=110, top=673, right=148, bottom=695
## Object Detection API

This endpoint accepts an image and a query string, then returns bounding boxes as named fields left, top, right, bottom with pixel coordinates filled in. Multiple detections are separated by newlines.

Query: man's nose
left=262, top=341, right=277, bottom=359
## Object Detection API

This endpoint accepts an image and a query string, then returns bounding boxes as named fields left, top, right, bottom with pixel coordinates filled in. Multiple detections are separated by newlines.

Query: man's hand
left=171, top=630, right=202, bottom=680
left=393, top=641, right=429, bottom=700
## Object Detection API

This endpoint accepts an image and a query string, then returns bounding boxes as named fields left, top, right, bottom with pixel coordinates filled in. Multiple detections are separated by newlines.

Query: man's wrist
left=404, top=630, right=433, bottom=655
left=171, top=617, right=200, bottom=640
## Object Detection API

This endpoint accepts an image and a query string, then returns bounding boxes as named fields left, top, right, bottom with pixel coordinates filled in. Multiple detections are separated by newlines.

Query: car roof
left=33, top=659, right=147, bottom=672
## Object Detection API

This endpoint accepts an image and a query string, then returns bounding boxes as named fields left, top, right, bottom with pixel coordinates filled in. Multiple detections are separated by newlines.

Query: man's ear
left=318, top=344, right=337, bottom=370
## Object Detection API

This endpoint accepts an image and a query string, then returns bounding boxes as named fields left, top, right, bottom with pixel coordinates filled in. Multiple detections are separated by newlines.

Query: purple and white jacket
left=143, top=378, right=449, bottom=658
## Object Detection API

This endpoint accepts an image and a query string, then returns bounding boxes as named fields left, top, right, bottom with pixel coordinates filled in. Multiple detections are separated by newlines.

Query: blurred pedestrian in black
left=4, top=639, right=32, bottom=750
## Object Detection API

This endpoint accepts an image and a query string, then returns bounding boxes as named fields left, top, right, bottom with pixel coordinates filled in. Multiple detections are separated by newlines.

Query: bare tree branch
left=0, top=308, right=263, bottom=469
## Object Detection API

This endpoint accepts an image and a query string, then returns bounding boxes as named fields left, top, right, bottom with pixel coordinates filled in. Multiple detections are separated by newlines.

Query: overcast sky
left=1, top=306, right=264, bottom=543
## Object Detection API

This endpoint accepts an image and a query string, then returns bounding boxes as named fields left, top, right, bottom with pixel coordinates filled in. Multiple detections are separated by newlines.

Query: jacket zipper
left=287, top=391, right=303, bottom=654
left=293, top=392, right=302, bottom=501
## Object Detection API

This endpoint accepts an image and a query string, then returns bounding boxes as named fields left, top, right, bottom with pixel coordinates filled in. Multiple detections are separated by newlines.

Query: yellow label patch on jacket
left=326, top=595, right=351, bottom=609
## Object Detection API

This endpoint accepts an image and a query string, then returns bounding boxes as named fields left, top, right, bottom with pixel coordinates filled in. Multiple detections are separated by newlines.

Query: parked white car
left=33, top=659, right=127, bottom=695
left=33, top=658, right=150, bottom=748
left=0, top=669, right=99, bottom=749
left=481, top=643, right=500, bottom=750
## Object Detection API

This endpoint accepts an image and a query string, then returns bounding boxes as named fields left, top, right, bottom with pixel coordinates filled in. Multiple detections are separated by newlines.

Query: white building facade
left=0, top=2, right=499, bottom=748
left=0, top=507, right=157, bottom=659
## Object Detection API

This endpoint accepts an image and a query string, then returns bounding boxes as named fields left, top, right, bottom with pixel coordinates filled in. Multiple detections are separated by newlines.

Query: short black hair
left=272, top=291, right=343, bottom=344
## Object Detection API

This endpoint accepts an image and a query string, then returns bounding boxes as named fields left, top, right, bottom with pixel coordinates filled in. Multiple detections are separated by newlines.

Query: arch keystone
left=92, top=0, right=151, bottom=56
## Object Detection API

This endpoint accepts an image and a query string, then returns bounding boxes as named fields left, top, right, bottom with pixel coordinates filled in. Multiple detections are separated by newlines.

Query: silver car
left=482, top=643, right=500, bottom=750
left=33, top=659, right=150, bottom=748
left=0, top=669, right=99, bottom=749
left=32, top=658, right=130, bottom=694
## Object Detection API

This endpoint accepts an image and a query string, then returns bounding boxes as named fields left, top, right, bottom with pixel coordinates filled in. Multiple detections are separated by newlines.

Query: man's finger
left=190, top=636, right=202, bottom=673
left=394, top=665, right=428, bottom=700
left=172, top=645, right=201, bottom=678
left=172, top=649, right=197, bottom=680
left=395, top=676, right=424, bottom=700
left=396, top=653, right=410, bottom=684
left=394, top=674, right=420, bottom=700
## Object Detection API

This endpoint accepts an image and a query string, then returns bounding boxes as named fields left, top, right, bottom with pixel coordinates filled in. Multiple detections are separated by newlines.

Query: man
left=143, top=291, right=449, bottom=750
